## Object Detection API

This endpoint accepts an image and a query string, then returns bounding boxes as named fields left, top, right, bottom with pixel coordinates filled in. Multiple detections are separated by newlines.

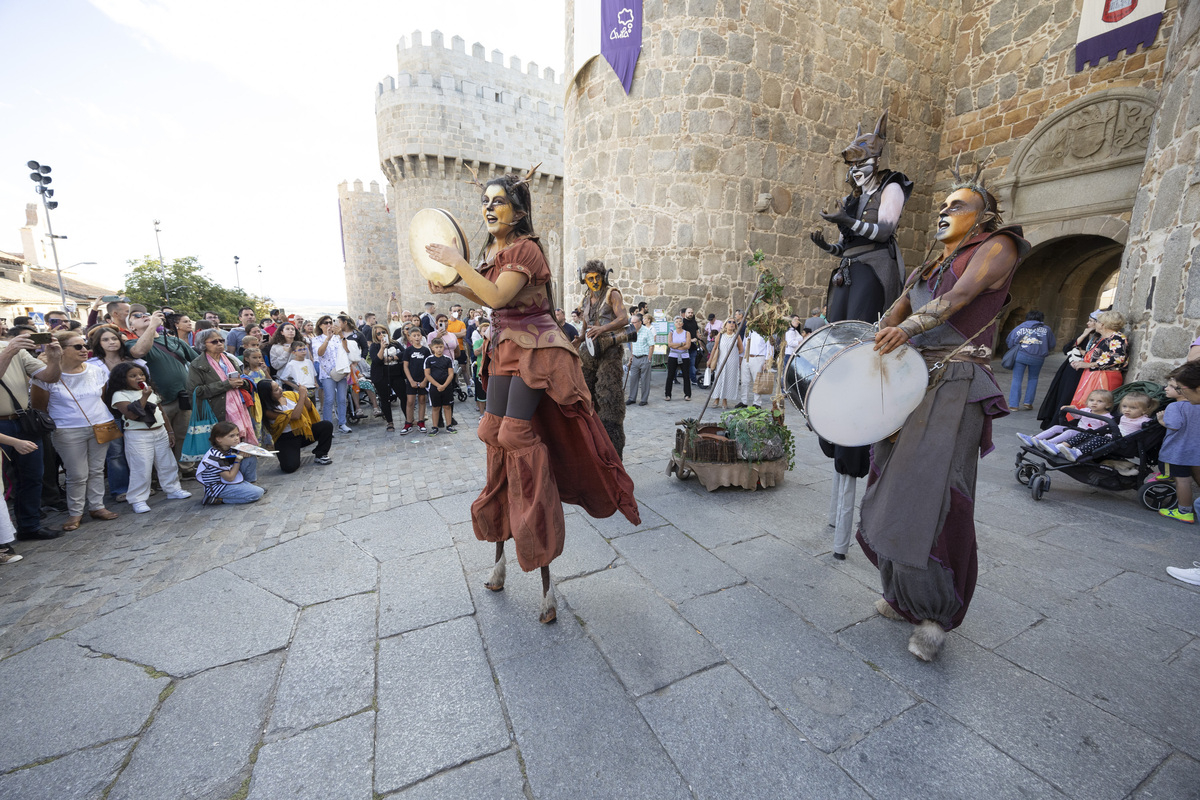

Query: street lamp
left=233, top=255, right=241, bottom=288
left=26, top=160, right=69, bottom=312
left=152, top=219, right=171, bottom=304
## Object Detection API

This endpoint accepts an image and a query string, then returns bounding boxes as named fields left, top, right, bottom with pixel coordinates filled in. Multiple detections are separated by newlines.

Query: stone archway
left=1001, top=234, right=1124, bottom=350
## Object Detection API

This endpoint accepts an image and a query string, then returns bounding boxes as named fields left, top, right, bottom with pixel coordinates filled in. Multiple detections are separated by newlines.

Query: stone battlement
left=337, top=179, right=386, bottom=195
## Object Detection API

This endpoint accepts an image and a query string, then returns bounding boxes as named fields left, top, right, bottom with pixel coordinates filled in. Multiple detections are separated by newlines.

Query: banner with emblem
left=600, top=0, right=642, bottom=94
left=1075, top=0, right=1165, bottom=72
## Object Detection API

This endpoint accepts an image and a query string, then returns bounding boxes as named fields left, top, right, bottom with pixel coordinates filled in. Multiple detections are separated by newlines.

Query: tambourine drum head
left=784, top=321, right=876, bottom=412
left=804, top=341, right=928, bottom=447
left=409, top=208, right=469, bottom=286
left=585, top=337, right=595, bottom=356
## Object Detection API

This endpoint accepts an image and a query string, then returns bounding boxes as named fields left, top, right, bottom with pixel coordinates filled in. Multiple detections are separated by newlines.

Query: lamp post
left=152, top=219, right=171, bottom=304
left=233, top=255, right=241, bottom=288
left=26, top=160, right=70, bottom=313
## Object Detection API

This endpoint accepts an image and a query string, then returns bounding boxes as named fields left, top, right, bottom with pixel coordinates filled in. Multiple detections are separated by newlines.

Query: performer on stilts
left=860, top=156, right=1030, bottom=661
left=576, top=260, right=630, bottom=459
left=810, top=110, right=913, bottom=560
left=426, top=168, right=640, bottom=624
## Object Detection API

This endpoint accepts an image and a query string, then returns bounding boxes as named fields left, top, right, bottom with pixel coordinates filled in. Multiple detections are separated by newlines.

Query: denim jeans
left=105, top=424, right=130, bottom=498
left=0, top=418, right=44, bottom=535
left=1008, top=353, right=1046, bottom=407
left=320, top=376, right=348, bottom=426
left=220, top=481, right=265, bottom=504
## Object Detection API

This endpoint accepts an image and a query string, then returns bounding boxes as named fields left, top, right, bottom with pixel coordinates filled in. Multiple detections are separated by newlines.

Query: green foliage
left=745, top=249, right=791, bottom=339
left=719, top=406, right=795, bottom=470
left=122, top=256, right=272, bottom=321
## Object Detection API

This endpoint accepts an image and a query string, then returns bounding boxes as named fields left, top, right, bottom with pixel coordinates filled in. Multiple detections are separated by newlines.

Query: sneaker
left=1166, top=562, right=1200, bottom=586
left=1055, top=444, right=1081, bottom=462
left=314, top=455, right=333, bottom=465
left=1019, top=403, right=1034, bottom=411
left=418, top=421, right=427, bottom=433
left=401, top=423, right=413, bottom=435
left=0, top=545, right=22, bottom=565
left=1016, top=433, right=1036, bottom=447
left=445, top=425, right=457, bottom=433
left=1160, top=507, right=1196, bottom=524
left=166, top=490, right=192, bottom=500
left=132, top=502, right=151, bottom=514
left=339, top=424, right=353, bottom=434
left=428, top=427, right=439, bottom=436
left=1036, top=438, right=1058, bottom=455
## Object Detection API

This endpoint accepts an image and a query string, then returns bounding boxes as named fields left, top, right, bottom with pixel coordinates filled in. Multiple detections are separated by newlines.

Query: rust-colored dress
left=473, top=239, right=640, bottom=570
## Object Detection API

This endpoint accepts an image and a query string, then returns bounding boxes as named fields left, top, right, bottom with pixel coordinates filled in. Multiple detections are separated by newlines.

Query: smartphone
left=29, top=332, right=53, bottom=345
left=100, top=295, right=125, bottom=303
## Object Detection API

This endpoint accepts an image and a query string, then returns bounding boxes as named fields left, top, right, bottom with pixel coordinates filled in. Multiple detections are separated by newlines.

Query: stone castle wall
left=376, top=31, right=566, bottom=312
left=1115, top=2, right=1200, bottom=381
left=338, top=179, right=398, bottom=318
left=564, top=0, right=959, bottom=318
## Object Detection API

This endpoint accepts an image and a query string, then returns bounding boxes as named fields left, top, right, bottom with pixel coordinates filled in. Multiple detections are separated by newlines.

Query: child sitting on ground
left=1017, top=390, right=1113, bottom=455
left=105, top=363, right=192, bottom=513
left=1053, top=391, right=1156, bottom=462
left=424, top=338, right=457, bottom=435
left=1157, top=364, right=1200, bottom=523
left=196, top=421, right=265, bottom=505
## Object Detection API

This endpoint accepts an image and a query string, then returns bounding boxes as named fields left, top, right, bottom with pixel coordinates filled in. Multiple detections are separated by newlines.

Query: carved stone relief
left=1022, top=97, right=1153, bottom=176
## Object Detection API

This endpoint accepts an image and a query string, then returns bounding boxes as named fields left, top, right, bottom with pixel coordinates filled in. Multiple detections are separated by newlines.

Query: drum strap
left=926, top=298, right=1010, bottom=388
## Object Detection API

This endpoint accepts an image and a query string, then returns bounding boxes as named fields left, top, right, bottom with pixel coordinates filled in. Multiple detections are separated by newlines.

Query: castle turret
left=338, top=179, right=398, bottom=318
left=376, top=30, right=566, bottom=310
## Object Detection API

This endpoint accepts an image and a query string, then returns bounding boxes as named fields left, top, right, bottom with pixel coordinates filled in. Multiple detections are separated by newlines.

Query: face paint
left=482, top=186, right=516, bottom=236
left=846, top=157, right=877, bottom=188
left=585, top=273, right=604, bottom=292
left=934, top=188, right=984, bottom=246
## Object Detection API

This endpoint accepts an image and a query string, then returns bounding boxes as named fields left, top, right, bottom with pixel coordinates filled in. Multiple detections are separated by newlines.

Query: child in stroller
left=1014, top=387, right=1166, bottom=504
left=1017, top=389, right=1113, bottom=455
left=1051, top=392, right=1155, bottom=462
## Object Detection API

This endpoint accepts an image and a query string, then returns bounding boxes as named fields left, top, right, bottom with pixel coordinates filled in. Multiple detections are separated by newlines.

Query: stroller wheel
left=456, top=389, right=468, bottom=403
left=1139, top=480, right=1177, bottom=511
left=1015, top=463, right=1037, bottom=486
left=1030, top=475, right=1050, bottom=501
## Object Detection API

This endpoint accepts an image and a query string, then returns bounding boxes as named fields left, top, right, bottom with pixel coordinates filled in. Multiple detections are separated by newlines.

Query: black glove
left=810, top=230, right=838, bottom=254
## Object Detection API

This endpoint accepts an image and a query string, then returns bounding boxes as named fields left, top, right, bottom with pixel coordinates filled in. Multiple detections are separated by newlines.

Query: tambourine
left=409, top=208, right=470, bottom=286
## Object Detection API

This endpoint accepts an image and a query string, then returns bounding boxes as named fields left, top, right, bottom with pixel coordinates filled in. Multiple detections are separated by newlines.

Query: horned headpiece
left=578, top=258, right=613, bottom=286
left=840, top=110, right=888, bottom=163
left=949, top=152, right=1002, bottom=231
left=463, top=162, right=543, bottom=192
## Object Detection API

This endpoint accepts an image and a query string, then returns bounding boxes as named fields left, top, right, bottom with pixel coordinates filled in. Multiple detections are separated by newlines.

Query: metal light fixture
left=27, top=161, right=68, bottom=310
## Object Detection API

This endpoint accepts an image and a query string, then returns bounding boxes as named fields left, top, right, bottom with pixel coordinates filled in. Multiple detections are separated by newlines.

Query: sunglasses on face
left=65, top=343, right=87, bottom=350
left=130, top=312, right=150, bottom=319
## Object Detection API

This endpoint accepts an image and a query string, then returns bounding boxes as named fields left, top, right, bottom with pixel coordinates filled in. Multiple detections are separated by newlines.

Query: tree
left=122, top=256, right=273, bottom=322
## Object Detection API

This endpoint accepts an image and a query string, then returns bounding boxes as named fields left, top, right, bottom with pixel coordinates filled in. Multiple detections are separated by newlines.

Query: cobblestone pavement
left=1, top=362, right=1198, bottom=799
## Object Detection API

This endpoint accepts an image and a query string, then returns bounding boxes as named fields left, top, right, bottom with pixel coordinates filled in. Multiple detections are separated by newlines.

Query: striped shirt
left=197, top=446, right=243, bottom=505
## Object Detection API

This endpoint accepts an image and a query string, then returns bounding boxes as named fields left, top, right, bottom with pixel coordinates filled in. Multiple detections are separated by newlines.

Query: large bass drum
left=783, top=321, right=928, bottom=447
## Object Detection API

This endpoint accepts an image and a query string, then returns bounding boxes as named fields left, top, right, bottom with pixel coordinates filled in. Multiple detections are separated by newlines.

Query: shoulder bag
left=0, top=378, right=55, bottom=439
left=60, top=373, right=122, bottom=444
left=181, top=389, right=217, bottom=463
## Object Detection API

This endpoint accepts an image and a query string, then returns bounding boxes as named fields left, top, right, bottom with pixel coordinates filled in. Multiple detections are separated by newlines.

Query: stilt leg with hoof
left=538, top=567, right=556, bottom=624
left=874, top=598, right=906, bottom=622
left=485, top=545, right=506, bottom=592
left=907, top=620, right=947, bottom=661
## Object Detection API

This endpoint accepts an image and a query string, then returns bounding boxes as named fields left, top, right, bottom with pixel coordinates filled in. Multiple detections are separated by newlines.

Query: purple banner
left=601, top=0, right=641, bottom=94
left=1076, top=12, right=1162, bottom=71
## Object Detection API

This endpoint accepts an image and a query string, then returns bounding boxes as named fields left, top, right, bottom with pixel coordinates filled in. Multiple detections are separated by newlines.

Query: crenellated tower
left=338, top=179, right=398, bottom=318
left=374, top=30, right=566, bottom=312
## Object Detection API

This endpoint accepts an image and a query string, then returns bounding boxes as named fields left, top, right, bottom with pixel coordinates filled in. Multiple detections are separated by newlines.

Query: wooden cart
left=666, top=422, right=786, bottom=492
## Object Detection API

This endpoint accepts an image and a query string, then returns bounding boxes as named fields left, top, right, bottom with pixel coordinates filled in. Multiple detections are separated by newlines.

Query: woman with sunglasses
left=31, top=332, right=121, bottom=531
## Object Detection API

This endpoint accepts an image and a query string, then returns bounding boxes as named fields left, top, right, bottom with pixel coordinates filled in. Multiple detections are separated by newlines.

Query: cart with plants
left=666, top=251, right=796, bottom=491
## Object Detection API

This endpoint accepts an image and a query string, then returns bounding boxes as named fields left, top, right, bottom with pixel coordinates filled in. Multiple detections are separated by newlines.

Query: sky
left=0, top=0, right=566, bottom=312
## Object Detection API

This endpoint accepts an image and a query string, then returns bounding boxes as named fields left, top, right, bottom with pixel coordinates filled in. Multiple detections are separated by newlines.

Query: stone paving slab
left=267, top=593, right=377, bottom=738
left=224, top=528, right=378, bottom=606
left=1091, top=569, right=1200, bottom=636
left=681, top=584, right=915, bottom=753
left=837, top=702, right=1068, bottom=799
left=65, top=567, right=297, bottom=676
left=552, top=514, right=619, bottom=579
left=559, top=565, right=721, bottom=696
left=495, top=637, right=691, bottom=800
left=393, top=749, right=528, bottom=800
left=248, top=711, right=375, bottom=800
left=1129, top=753, right=1200, bottom=799
left=378, top=546, right=474, bottom=636
left=109, top=653, right=281, bottom=800
left=611, top=524, right=744, bottom=603
left=466, top=560, right=586, bottom=664
left=953, top=584, right=1045, bottom=650
left=839, top=616, right=1172, bottom=800
left=376, top=616, right=509, bottom=794
left=338, top=501, right=456, bottom=561
left=0, top=738, right=135, bottom=800
left=0, top=639, right=167, bottom=772
left=640, top=664, right=869, bottom=800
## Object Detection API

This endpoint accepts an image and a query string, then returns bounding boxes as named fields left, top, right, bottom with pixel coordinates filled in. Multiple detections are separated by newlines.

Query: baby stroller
left=1013, top=406, right=1173, bottom=510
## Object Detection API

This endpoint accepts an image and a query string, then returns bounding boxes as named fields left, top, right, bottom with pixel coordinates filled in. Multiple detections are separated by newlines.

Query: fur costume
left=579, top=282, right=628, bottom=459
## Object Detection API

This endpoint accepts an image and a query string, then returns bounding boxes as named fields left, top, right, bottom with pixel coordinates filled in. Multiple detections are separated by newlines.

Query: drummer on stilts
left=809, top=110, right=913, bottom=560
